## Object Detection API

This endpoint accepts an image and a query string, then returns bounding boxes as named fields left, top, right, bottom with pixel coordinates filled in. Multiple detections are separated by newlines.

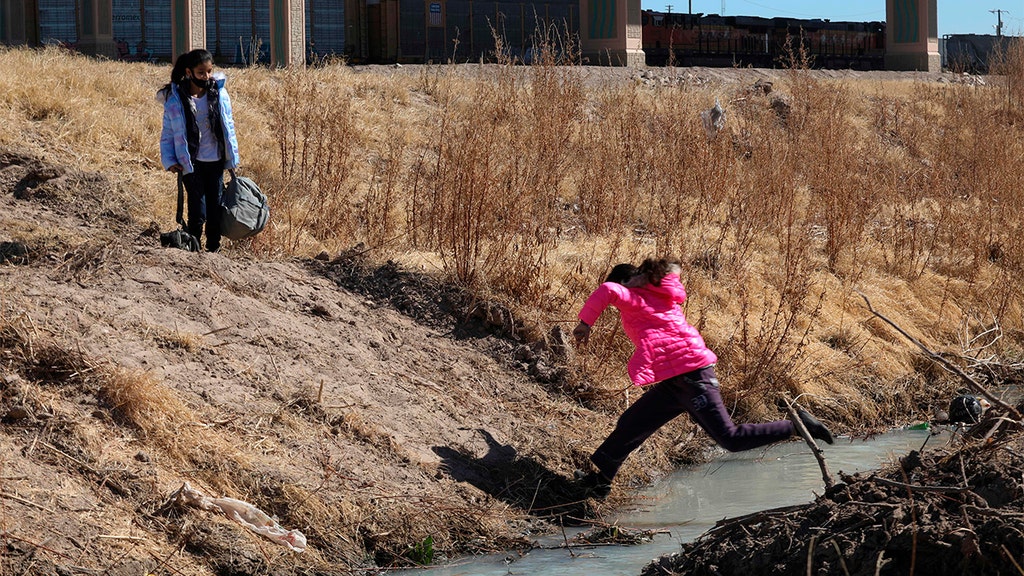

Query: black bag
left=160, top=229, right=201, bottom=252
left=159, top=173, right=200, bottom=252
left=221, top=169, right=269, bottom=240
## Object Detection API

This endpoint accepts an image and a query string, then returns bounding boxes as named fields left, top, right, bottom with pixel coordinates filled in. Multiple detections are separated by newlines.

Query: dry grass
left=2, top=43, right=1023, bottom=428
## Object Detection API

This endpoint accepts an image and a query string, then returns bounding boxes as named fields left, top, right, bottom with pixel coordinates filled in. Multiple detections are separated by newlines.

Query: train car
left=943, top=34, right=1007, bottom=72
left=642, top=10, right=885, bottom=69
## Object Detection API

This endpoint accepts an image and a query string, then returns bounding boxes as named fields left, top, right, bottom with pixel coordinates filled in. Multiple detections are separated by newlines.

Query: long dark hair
left=159, top=49, right=214, bottom=95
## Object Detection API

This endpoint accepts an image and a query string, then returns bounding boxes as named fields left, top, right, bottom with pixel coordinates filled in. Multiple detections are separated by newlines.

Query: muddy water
left=399, top=428, right=952, bottom=576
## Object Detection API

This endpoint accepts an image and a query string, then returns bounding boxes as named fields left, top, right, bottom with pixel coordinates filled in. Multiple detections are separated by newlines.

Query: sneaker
left=797, top=408, right=834, bottom=445
left=574, top=470, right=613, bottom=500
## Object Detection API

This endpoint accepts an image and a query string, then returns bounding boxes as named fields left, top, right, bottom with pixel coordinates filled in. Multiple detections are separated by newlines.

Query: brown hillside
left=2, top=44, right=1024, bottom=575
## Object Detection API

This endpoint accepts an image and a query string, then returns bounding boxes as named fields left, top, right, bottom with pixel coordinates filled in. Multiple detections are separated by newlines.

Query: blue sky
left=642, top=1, right=1024, bottom=38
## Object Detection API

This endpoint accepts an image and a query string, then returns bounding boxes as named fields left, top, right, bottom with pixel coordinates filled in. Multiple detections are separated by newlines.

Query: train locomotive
left=642, top=11, right=886, bottom=69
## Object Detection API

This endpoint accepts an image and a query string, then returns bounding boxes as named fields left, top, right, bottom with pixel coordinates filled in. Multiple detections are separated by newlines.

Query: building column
left=579, top=0, right=644, bottom=66
left=79, top=0, right=117, bottom=57
left=0, top=0, right=28, bottom=45
left=171, top=0, right=206, bottom=58
left=270, top=0, right=305, bottom=67
left=885, top=0, right=939, bottom=71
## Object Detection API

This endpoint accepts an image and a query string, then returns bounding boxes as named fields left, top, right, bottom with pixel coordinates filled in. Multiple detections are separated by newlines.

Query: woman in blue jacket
left=158, top=49, right=240, bottom=252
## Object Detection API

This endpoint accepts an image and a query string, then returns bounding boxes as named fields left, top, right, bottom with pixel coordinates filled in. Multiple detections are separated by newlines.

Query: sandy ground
left=0, top=146, right=626, bottom=575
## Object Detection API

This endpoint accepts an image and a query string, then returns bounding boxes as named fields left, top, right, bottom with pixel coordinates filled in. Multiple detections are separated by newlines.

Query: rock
left=6, top=406, right=33, bottom=421
left=0, top=241, right=30, bottom=264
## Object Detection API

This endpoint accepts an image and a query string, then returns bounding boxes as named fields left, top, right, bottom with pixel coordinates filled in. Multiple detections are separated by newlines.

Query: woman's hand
left=168, top=164, right=183, bottom=174
left=572, top=321, right=591, bottom=345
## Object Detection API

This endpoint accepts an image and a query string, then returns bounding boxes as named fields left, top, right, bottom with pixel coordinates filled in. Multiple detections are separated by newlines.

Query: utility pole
left=990, top=9, right=1008, bottom=37
left=666, top=4, right=673, bottom=14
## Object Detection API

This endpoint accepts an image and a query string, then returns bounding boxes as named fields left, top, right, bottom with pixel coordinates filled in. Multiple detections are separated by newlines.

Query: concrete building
left=0, top=0, right=940, bottom=69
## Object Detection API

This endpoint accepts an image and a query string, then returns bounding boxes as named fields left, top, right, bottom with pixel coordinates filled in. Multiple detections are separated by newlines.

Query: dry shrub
left=268, top=65, right=361, bottom=249
left=989, top=36, right=1024, bottom=117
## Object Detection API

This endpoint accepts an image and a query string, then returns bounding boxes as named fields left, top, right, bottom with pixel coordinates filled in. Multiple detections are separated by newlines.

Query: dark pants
left=590, top=365, right=795, bottom=480
left=183, top=160, right=225, bottom=252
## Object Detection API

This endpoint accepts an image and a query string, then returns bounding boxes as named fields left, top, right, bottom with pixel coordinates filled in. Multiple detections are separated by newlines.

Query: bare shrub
left=269, top=65, right=360, bottom=250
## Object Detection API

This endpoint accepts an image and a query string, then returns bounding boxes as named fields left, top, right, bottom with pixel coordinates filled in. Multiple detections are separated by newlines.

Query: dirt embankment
left=0, top=146, right=629, bottom=575
left=1, top=130, right=1020, bottom=576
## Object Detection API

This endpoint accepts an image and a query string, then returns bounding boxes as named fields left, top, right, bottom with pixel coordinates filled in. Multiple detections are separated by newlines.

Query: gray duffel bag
left=221, top=169, right=269, bottom=240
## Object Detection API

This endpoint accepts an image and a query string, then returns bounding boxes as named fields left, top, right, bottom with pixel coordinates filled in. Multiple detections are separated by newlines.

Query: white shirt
left=191, top=94, right=222, bottom=162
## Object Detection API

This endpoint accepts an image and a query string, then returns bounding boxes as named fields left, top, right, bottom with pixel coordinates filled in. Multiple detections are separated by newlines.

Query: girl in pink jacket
left=573, top=258, right=833, bottom=498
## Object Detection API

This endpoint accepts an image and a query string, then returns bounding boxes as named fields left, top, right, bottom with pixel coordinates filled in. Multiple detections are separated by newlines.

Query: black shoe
left=574, top=470, right=613, bottom=500
left=797, top=408, right=834, bottom=445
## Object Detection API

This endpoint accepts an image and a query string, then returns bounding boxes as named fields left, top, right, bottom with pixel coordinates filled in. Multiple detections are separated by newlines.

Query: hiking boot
left=574, top=469, right=613, bottom=500
left=797, top=408, right=834, bottom=445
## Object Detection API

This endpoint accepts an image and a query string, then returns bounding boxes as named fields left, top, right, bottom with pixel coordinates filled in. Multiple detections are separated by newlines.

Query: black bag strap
left=176, top=172, right=186, bottom=227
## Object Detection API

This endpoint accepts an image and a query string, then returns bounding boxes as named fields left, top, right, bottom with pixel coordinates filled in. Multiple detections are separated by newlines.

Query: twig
left=559, top=522, right=577, bottom=558
left=38, top=441, right=131, bottom=496
left=96, top=534, right=148, bottom=542
left=870, top=476, right=971, bottom=494
left=899, top=464, right=918, bottom=576
left=201, top=326, right=234, bottom=337
left=708, top=504, right=806, bottom=533
left=1004, top=544, right=1024, bottom=576
left=806, top=534, right=817, bottom=576
left=829, top=539, right=851, bottom=576
left=0, top=491, right=56, bottom=514
left=782, top=396, right=834, bottom=489
left=857, top=291, right=1022, bottom=420
left=253, top=323, right=283, bottom=385
left=964, top=505, right=1024, bottom=518
left=874, top=550, right=890, bottom=576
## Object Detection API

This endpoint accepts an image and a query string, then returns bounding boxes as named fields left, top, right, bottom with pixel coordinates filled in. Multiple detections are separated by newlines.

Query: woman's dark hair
left=605, top=263, right=639, bottom=285
left=160, top=49, right=214, bottom=94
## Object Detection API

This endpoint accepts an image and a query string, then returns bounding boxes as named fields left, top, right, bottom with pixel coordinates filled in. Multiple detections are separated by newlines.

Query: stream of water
left=396, top=427, right=953, bottom=576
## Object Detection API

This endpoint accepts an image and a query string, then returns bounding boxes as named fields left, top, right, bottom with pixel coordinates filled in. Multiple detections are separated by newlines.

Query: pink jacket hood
left=578, top=273, right=717, bottom=386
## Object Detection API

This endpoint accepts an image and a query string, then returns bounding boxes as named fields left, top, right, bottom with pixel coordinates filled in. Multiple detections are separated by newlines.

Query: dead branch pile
left=642, top=407, right=1024, bottom=576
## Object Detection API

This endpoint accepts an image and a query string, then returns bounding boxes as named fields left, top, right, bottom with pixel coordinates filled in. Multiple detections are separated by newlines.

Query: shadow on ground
left=433, top=429, right=594, bottom=523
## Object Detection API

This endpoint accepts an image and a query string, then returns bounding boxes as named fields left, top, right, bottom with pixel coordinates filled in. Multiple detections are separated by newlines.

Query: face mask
left=189, top=76, right=213, bottom=91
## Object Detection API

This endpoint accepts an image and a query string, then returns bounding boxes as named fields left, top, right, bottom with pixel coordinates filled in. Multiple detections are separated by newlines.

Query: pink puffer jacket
left=578, top=273, right=717, bottom=386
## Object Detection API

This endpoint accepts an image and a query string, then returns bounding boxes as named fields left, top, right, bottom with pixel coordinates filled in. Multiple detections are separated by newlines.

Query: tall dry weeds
left=4, top=44, right=1024, bottom=425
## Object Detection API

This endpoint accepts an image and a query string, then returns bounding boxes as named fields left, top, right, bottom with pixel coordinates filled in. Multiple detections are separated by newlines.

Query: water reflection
left=396, top=428, right=951, bottom=576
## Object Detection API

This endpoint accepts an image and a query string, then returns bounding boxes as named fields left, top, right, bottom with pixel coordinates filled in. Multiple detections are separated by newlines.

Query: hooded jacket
left=158, top=72, right=240, bottom=175
left=578, top=273, right=718, bottom=386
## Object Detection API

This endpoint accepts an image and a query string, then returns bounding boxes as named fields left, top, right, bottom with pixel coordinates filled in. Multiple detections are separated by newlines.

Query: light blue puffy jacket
left=158, top=72, right=240, bottom=175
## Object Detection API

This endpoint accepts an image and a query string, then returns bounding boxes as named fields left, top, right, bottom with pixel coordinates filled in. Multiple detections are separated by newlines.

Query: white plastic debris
left=700, top=98, right=727, bottom=139
left=176, top=482, right=307, bottom=552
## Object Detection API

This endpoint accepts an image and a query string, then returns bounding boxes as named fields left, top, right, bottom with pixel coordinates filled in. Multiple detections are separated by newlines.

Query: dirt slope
left=0, top=147, right=618, bottom=575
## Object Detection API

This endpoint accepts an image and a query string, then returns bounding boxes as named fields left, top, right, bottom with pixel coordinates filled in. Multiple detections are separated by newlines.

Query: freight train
left=642, top=11, right=886, bottom=69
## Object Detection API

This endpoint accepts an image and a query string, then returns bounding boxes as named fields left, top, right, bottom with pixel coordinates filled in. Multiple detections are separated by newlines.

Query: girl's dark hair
left=160, top=49, right=214, bottom=94
left=638, top=258, right=677, bottom=286
left=605, top=263, right=639, bottom=285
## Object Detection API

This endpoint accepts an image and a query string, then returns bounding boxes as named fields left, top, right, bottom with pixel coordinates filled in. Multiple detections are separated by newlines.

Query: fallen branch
left=708, top=503, right=806, bottom=533
left=856, top=291, right=1022, bottom=420
left=870, top=476, right=971, bottom=494
left=783, top=397, right=834, bottom=489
